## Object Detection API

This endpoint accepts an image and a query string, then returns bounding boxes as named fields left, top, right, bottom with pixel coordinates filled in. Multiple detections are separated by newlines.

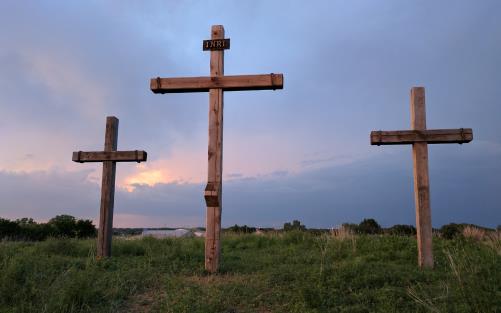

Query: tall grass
left=1, top=233, right=500, bottom=312
left=407, top=238, right=501, bottom=312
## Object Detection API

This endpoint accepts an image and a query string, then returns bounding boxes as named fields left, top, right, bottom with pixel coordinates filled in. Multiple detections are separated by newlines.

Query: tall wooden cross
left=72, top=116, right=147, bottom=257
left=370, top=87, right=473, bottom=268
left=150, top=25, right=284, bottom=273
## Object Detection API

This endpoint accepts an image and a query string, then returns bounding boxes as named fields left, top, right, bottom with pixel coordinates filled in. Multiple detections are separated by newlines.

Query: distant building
left=141, top=229, right=193, bottom=238
left=194, top=231, right=205, bottom=237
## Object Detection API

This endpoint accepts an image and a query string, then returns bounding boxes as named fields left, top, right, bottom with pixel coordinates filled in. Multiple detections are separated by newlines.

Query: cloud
left=0, top=1, right=500, bottom=229
left=1, top=140, right=499, bottom=229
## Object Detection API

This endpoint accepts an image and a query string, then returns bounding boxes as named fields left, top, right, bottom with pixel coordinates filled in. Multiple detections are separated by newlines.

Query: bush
left=48, top=215, right=78, bottom=237
left=387, top=224, right=416, bottom=236
left=358, top=218, right=382, bottom=235
left=0, top=218, right=20, bottom=239
left=440, top=223, right=464, bottom=240
left=226, top=224, right=256, bottom=233
left=75, top=220, right=97, bottom=238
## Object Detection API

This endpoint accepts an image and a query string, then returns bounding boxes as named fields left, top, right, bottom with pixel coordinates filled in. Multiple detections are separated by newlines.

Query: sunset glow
left=123, top=168, right=170, bottom=191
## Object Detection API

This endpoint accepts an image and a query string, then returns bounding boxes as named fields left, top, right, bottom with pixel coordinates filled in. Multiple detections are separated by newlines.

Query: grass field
left=1, top=232, right=500, bottom=313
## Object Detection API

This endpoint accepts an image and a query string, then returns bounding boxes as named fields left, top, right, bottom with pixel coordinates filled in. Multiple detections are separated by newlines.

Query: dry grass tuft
left=330, top=225, right=354, bottom=240
left=462, top=225, right=486, bottom=241
left=330, top=225, right=356, bottom=253
left=485, top=231, right=501, bottom=255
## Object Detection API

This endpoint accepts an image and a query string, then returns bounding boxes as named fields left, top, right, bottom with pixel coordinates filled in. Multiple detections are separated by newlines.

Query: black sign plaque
left=203, top=38, right=230, bottom=51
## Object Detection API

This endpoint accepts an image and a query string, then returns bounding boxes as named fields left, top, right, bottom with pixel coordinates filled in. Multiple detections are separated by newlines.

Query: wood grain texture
left=205, top=25, right=224, bottom=273
left=413, top=142, right=433, bottom=268
left=410, top=87, right=433, bottom=269
left=98, top=116, right=119, bottom=258
left=72, top=150, right=147, bottom=163
left=150, top=74, right=283, bottom=93
left=370, top=129, right=473, bottom=145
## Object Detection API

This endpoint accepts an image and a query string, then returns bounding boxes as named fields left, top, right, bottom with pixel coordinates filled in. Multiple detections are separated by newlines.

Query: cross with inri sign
left=150, top=25, right=284, bottom=273
left=72, top=116, right=147, bottom=258
left=370, top=87, right=473, bottom=268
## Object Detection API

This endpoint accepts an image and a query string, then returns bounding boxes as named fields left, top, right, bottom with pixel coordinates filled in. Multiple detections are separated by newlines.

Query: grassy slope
left=0, top=233, right=499, bottom=313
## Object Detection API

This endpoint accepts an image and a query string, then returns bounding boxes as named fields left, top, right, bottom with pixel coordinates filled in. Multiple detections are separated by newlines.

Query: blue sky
left=0, top=1, right=500, bottom=228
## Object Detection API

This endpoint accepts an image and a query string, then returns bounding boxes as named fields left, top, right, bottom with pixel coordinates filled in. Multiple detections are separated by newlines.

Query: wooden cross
left=150, top=25, right=284, bottom=273
left=370, top=87, right=473, bottom=268
left=72, top=116, right=147, bottom=258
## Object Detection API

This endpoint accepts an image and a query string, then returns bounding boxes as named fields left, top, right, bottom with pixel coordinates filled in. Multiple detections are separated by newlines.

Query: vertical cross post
left=98, top=116, right=118, bottom=257
left=410, top=87, right=433, bottom=268
left=72, top=116, right=147, bottom=258
left=150, top=25, right=283, bottom=272
left=205, top=25, right=225, bottom=273
left=370, top=86, right=473, bottom=269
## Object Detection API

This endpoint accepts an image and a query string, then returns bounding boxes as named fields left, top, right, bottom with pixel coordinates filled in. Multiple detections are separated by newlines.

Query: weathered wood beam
left=98, top=116, right=118, bottom=258
left=370, top=128, right=473, bottom=145
left=72, top=150, right=147, bottom=163
left=150, top=74, right=283, bottom=93
left=410, top=87, right=433, bottom=269
left=205, top=24, right=225, bottom=274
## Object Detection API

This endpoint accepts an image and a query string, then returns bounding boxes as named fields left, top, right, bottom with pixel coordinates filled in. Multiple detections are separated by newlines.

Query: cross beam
left=72, top=116, right=147, bottom=258
left=72, top=150, right=147, bottom=162
left=370, top=87, right=473, bottom=269
left=150, top=25, right=284, bottom=273
left=371, top=129, right=473, bottom=145
left=151, top=74, right=283, bottom=93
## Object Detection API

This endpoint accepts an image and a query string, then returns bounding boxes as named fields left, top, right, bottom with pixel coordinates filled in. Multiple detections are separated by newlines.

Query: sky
left=0, top=1, right=500, bottom=228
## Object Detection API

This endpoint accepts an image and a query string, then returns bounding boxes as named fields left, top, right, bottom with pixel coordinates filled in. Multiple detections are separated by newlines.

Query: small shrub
left=226, top=224, right=256, bottom=233
left=0, top=218, right=20, bottom=239
left=358, top=218, right=382, bottom=235
left=440, top=223, right=464, bottom=240
left=387, top=224, right=416, bottom=236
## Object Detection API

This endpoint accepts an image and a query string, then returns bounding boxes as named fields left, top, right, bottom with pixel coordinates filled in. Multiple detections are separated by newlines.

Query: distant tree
left=1, top=215, right=96, bottom=241
left=358, top=218, right=381, bottom=234
left=283, top=220, right=306, bottom=231
left=48, top=215, right=77, bottom=237
left=0, top=218, right=20, bottom=239
left=387, top=224, right=416, bottom=236
left=16, top=218, right=52, bottom=241
left=75, top=219, right=97, bottom=238
left=227, top=224, right=256, bottom=233
left=15, top=217, right=36, bottom=225
left=440, top=223, right=464, bottom=240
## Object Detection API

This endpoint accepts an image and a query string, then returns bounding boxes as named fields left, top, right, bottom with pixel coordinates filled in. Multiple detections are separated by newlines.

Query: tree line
left=230, top=218, right=498, bottom=239
left=0, top=215, right=96, bottom=241
left=2, top=215, right=497, bottom=241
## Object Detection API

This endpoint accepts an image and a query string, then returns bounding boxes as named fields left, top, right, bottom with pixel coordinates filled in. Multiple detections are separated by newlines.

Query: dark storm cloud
left=1, top=141, right=499, bottom=228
